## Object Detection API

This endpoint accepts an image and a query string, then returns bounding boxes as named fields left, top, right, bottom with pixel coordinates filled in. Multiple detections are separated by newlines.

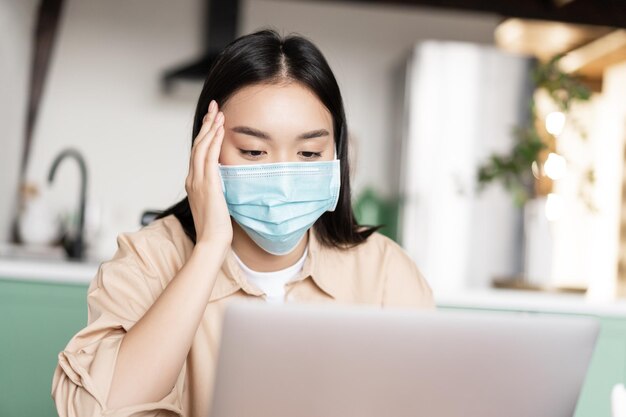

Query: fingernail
left=209, top=100, right=216, bottom=112
left=216, top=112, right=224, bottom=123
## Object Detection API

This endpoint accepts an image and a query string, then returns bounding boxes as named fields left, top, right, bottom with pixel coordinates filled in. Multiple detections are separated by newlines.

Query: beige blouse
left=51, top=214, right=435, bottom=417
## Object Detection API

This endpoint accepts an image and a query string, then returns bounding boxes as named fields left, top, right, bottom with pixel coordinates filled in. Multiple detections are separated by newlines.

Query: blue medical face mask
left=218, top=149, right=341, bottom=256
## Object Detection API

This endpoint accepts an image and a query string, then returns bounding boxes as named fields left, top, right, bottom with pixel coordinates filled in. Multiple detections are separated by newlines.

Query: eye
left=299, top=151, right=322, bottom=159
left=239, top=149, right=266, bottom=159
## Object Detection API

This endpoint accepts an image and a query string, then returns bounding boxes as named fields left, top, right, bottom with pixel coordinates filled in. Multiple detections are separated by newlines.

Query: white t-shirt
left=232, top=246, right=308, bottom=303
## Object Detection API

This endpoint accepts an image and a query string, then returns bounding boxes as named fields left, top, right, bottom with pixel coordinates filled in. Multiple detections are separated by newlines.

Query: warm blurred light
left=545, top=111, right=566, bottom=136
left=494, top=19, right=525, bottom=47
left=547, top=25, right=573, bottom=49
left=545, top=193, right=564, bottom=221
left=544, top=152, right=567, bottom=180
left=494, top=18, right=603, bottom=61
left=559, top=30, right=626, bottom=74
left=531, top=160, right=541, bottom=179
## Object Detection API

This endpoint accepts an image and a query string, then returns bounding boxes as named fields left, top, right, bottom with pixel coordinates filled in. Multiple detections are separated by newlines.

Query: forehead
left=221, top=82, right=333, bottom=128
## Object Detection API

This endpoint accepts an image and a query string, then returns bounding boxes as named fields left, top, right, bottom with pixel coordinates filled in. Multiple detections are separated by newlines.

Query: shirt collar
left=209, top=226, right=338, bottom=302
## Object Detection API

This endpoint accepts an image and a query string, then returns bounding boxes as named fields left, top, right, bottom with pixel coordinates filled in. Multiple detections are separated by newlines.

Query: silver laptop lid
left=210, top=301, right=599, bottom=417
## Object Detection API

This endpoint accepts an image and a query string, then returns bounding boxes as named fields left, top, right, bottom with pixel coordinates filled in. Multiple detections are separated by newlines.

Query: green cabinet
left=2, top=276, right=624, bottom=417
left=439, top=305, right=626, bottom=417
left=575, top=317, right=626, bottom=417
left=0, top=278, right=89, bottom=417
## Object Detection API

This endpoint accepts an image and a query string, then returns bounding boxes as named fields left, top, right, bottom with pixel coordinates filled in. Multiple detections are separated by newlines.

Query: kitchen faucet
left=47, top=148, right=87, bottom=260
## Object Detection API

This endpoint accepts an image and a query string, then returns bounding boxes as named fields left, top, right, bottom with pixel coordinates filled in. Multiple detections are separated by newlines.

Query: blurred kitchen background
left=2, top=0, right=626, bottom=416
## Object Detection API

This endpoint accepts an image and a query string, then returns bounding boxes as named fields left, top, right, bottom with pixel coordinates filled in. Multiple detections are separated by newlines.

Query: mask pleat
left=218, top=159, right=341, bottom=254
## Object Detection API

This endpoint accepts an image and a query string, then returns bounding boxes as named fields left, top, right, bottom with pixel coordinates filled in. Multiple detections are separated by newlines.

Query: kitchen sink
left=0, top=242, right=67, bottom=262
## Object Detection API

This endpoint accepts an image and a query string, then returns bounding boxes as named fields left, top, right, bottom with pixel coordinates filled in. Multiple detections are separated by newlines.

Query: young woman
left=51, top=28, right=434, bottom=417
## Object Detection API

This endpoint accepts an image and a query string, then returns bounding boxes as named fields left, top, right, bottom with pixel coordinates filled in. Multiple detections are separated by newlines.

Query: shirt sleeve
left=380, top=237, right=436, bottom=309
left=51, top=230, right=187, bottom=417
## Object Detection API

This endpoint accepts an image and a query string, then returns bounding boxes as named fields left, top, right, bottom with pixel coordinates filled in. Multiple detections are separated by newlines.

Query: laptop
left=209, top=300, right=599, bottom=417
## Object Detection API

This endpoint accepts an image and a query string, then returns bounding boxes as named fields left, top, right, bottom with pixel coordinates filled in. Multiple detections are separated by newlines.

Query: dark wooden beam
left=318, top=0, right=626, bottom=28
left=22, top=0, right=65, bottom=178
left=12, top=0, right=65, bottom=244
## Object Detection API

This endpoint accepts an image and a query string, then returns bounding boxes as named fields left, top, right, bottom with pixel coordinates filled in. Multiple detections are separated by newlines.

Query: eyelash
left=238, top=149, right=322, bottom=160
left=300, top=151, right=323, bottom=159
left=239, top=149, right=265, bottom=159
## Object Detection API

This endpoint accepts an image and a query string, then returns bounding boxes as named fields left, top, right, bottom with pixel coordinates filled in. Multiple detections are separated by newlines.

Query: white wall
left=0, top=0, right=39, bottom=242
left=17, top=0, right=498, bottom=258
left=534, top=60, right=626, bottom=297
left=543, top=91, right=599, bottom=289
left=585, top=61, right=626, bottom=301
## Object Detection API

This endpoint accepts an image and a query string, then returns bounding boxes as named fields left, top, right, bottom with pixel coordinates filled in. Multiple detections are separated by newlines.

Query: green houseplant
left=476, top=54, right=594, bottom=208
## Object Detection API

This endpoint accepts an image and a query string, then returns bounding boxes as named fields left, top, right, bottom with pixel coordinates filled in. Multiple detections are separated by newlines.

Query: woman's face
left=218, top=82, right=335, bottom=165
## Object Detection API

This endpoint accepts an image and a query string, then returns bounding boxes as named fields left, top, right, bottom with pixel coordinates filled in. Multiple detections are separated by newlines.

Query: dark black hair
left=156, top=28, right=380, bottom=249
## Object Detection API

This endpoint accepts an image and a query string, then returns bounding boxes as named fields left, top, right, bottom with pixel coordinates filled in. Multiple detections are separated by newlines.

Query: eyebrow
left=231, top=126, right=330, bottom=140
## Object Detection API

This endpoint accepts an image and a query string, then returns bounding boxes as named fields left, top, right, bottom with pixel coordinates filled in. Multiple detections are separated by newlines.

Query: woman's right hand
left=185, top=99, right=232, bottom=250
left=107, top=103, right=231, bottom=409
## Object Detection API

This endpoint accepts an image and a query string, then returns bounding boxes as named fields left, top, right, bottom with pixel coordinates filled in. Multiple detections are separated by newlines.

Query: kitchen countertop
left=3, top=251, right=626, bottom=317
left=436, top=288, right=626, bottom=318
left=0, top=257, right=100, bottom=285
left=0, top=242, right=102, bottom=285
